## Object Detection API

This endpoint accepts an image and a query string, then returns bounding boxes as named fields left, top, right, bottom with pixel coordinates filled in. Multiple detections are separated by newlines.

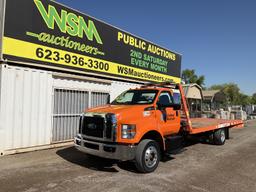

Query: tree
left=252, top=93, right=256, bottom=104
left=182, top=69, right=205, bottom=87
left=209, top=83, right=251, bottom=105
left=239, top=93, right=251, bottom=106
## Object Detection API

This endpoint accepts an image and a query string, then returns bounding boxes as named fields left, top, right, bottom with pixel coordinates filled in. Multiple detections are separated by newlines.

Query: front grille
left=82, top=116, right=104, bottom=138
left=80, top=114, right=115, bottom=141
left=105, top=114, right=114, bottom=139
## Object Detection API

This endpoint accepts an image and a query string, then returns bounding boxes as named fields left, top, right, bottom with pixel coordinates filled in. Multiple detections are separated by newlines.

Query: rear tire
left=135, top=139, right=160, bottom=173
left=213, top=129, right=226, bottom=145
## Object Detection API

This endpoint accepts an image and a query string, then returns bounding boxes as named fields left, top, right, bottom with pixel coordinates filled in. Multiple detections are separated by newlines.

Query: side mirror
left=172, top=104, right=181, bottom=110
left=157, top=102, right=181, bottom=110
left=157, top=102, right=169, bottom=109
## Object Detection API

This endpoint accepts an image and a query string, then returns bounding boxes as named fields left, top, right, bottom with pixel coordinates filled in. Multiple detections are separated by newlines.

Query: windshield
left=111, top=89, right=158, bottom=105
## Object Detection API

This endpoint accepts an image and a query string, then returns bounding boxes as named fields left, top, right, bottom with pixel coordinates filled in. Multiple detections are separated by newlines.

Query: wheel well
left=140, top=131, right=164, bottom=152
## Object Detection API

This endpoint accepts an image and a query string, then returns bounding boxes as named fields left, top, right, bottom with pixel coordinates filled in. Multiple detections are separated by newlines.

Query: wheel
left=213, top=129, right=226, bottom=145
left=135, top=139, right=160, bottom=173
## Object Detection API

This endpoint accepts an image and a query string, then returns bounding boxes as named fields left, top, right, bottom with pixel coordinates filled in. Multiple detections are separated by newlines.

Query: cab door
left=155, top=91, right=180, bottom=135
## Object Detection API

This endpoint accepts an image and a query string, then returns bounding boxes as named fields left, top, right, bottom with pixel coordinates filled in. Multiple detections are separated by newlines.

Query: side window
left=158, top=91, right=174, bottom=105
left=173, top=92, right=181, bottom=104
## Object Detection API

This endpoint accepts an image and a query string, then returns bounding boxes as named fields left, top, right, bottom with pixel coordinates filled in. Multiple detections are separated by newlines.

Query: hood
left=86, top=104, right=153, bottom=122
left=87, top=104, right=147, bottom=114
left=85, top=104, right=155, bottom=125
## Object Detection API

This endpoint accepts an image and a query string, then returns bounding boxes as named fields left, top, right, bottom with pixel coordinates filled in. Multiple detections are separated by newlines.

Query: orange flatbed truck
left=74, top=82, right=244, bottom=173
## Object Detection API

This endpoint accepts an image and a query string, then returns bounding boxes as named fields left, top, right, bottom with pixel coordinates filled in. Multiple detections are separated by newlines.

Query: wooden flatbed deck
left=189, top=118, right=244, bottom=134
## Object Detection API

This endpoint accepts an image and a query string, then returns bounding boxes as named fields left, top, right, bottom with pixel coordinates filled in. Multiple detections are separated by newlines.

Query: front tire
left=135, top=139, right=160, bottom=173
left=213, top=129, right=226, bottom=145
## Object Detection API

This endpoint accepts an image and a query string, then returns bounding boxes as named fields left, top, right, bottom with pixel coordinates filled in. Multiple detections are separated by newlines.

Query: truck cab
left=74, top=83, right=243, bottom=173
left=75, top=85, right=182, bottom=172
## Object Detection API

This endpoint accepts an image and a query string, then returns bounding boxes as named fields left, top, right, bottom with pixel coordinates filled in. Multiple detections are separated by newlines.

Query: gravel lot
left=0, top=120, right=255, bottom=192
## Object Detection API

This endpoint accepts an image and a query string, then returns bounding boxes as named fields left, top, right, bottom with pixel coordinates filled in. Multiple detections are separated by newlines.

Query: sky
left=56, top=0, right=256, bottom=95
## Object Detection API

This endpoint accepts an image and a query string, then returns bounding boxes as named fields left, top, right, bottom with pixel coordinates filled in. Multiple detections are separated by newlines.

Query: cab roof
left=131, top=86, right=174, bottom=92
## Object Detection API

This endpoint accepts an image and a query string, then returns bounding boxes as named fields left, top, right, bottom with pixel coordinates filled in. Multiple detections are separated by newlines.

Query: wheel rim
left=144, top=145, right=158, bottom=168
left=220, top=130, right=226, bottom=143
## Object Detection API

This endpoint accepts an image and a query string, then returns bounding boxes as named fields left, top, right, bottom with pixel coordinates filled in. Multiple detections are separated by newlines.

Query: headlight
left=121, top=124, right=136, bottom=139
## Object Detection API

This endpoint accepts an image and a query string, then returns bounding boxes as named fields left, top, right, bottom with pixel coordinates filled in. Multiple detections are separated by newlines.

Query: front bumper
left=74, top=135, right=136, bottom=161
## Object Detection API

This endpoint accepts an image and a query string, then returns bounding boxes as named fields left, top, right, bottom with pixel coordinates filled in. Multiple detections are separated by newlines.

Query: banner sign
left=2, top=0, right=181, bottom=82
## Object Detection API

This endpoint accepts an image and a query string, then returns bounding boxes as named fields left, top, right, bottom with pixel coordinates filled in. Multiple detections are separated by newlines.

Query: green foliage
left=183, top=69, right=254, bottom=106
left=209, top=83, right=252, bottom=105
left=182, top=69, right=205, bottom=87
left=239, top=93, right=251, bottom=105
left=252, top=93, right=256, bottom=104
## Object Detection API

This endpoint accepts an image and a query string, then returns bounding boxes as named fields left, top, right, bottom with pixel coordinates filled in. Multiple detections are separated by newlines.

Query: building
left=0, top=0, right=181, bottom=155
left=182, top=84, right=203, bottom=118
left=202, top=90, right=227, bottom=111
left=245, top=105, right=256, bottom=115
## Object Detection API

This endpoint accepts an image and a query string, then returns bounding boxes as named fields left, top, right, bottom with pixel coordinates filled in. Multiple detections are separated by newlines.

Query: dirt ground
left=0, top=120, right=255, bottom=192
